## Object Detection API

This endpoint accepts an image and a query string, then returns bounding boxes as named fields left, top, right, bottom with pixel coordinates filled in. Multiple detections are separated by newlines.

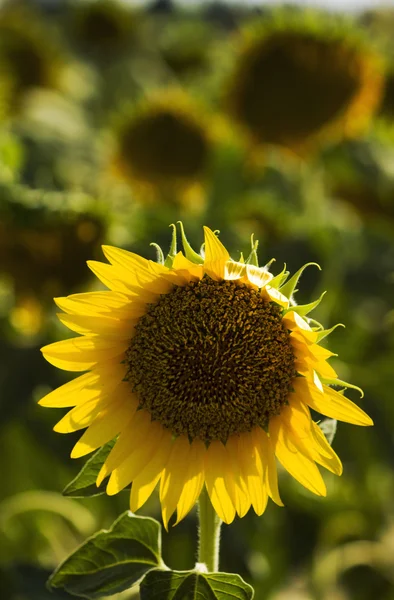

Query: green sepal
left=279, top=262, right=321, bottom=299
left=269, top=264, right=288, bottom=289
left=140, top=569, right=254, bottom=600
left=284, top=291, right=326, bottom=317
left=321, top=378, right=364, bottom=398
left=62, top=440, right=115, bottom=498
left=151, top=243, right=165, bottom=265
left=48, top=512, right=164, bottom=599
left=164, top=224, right=177, bottom=268
left=318, top=419, right=338, bottom=445
left=177, top=221, right=204, bottom=264
left=245, top=234, right=259, bottom=267
left=315, top=323, right=345, bottom=342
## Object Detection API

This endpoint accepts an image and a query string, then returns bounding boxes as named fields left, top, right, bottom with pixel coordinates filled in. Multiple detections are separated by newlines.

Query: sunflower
left=0, top=8, right=65, bottom=106
left=224, top=12, right=383, bottom=152
left=40, top=226, right=372, bottom=527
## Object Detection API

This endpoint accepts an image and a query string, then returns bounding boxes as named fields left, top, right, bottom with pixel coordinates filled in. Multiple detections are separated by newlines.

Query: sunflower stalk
left=198, top=487, right=222, bottom=573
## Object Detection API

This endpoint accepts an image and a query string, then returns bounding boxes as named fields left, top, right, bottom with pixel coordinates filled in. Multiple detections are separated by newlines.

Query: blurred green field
left=0, top=1, right=394, bottom=599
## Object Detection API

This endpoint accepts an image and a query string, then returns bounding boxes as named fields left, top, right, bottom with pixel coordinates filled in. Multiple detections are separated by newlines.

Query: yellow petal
left=225, top=436, right=251, bottom=518
left=269, top=417, right=327, bottom=497
left=238, top=432, right=268, bottom=516
left=160, top=436, right=192, bottom=530
left=280, top=401, right=342, bottom=475
left=253, top=427, right=283, bottom=506
left=106, top=421, right=164, bottom=495
left=57, top=314, right=135, bottom=339
left=294, top=378, right=373, bottom=426
left=245, top=264, right=273, bottom=289
left=224, top=261, right=246, bottom=281
left=55, top=291, right=135, bottom=316
left=54, top=393, right=114, bottom=433
left=203, top=227, right=230, bottom=281
left=97, top=409, right=153, bottom=485
left=38, top=367, right=124, bottom=408
left=175, top=439, right=206, bottom=525
left=204, top=441, right=236, bottom=524
left=87, top=261, right=141, bottom=294
left=71, top=398, right=135, bottom=458
left=265, top=286, right=289, bottom=307
left=172, top=252, right=204, bottom=280
left=41, top=336, right=127, bottom=371
left=129, top=430, right=173, bottom=513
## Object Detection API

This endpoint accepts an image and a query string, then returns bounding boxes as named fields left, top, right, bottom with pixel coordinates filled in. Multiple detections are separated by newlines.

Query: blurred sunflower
left=0, top=192, right=105, bottom=335
left=0, top=7, right=66, bottom=109
left=40, top=225, right=372, bottom=527
left=112, top=92, right=212, bottom=205
left=71, top=0, right=135, bottom=58
left=225, top=12, right=383, bottom=152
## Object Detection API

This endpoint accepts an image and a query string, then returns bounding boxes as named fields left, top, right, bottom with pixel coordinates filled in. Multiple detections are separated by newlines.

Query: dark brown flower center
left=126, top=277, right=296, bottom=443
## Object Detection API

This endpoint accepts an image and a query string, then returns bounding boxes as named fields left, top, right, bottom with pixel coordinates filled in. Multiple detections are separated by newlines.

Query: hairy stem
left=198, top=488, right=222, bottom=572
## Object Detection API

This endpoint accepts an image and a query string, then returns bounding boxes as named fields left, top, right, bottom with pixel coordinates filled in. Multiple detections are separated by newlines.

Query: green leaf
left=177, top=221, right=204, bottom=264
left=318, top=419, right=338, bottom=445
left=279, top=262, right=321, bottom=299
left=284, top=292, right=326, bottom=317
left=321, top=378, right=364, bottom=398
left=49, top=512, right=163, bottom=599
left=269, top=264, right=288, bottom=289
left=140, top=569, right=254, bottom=600
left=164, top=224, right=178, bottom=268
left=315, top=323, right=345, bottom=342
left=63, top=440, right=115, bottom=498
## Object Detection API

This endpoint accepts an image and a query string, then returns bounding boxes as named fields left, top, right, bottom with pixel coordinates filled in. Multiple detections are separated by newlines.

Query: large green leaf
left=63, top=440, right=115, bottom=498
left=49, top=512, right=163, bottom=599
left=140, top=569, right=254, bottom=600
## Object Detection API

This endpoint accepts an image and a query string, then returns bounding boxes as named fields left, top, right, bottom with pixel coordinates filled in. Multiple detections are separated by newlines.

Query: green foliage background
left=0, top=1, right=393, bottom=599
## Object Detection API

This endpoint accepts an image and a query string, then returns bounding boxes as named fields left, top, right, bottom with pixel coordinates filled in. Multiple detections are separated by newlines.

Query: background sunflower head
left=224, top=10, right=384, bottom=152
left=0, top=6, right=66, bottom=108
left=70, top=0, right=136, bottom=58
left=0, top=187, right=105, bottom=335
left=112, top=91, right=212, bottom=193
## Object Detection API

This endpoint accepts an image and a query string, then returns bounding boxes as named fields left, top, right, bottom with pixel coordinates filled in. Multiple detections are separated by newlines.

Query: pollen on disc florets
left=126, top=277, right=297, bottom=443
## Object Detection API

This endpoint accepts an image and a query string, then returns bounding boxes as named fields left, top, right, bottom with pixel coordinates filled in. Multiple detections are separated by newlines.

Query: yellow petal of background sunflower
left=129, top=430, right=173, bottom=513
left=204, top=441, right=236, bottom=524
left=269, top=416, right=327, bottom=497
left=203, top=227, right=230, bottom=281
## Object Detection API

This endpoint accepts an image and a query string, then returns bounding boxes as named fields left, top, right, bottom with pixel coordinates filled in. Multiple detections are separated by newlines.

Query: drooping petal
left=175, top=439, right=206, bottom=525
left=203, top=227, right=230, bottom=281
left=204, top=441, right=236, bottom=524
left=97, top=409, right=154, bottom=485
left=269, top=416, right=327, bottom=497
left=172, top=252, right=204, bottom=280
left=71, top=395, right=136, bottom=458
left=160, top=436, right=192, bottom=530
left=106, top=421, right=165, bottom=495
left=225, top=436, right=251, bottom=518
left=245, top=264, right=273, bottom=289
left=253, top=427, right=283, bottom=506
left=238, top=432, right=268, bottom=516
left=294, top=377, right=373, bottom=426
left=129, top=430, right=173, bottom=513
